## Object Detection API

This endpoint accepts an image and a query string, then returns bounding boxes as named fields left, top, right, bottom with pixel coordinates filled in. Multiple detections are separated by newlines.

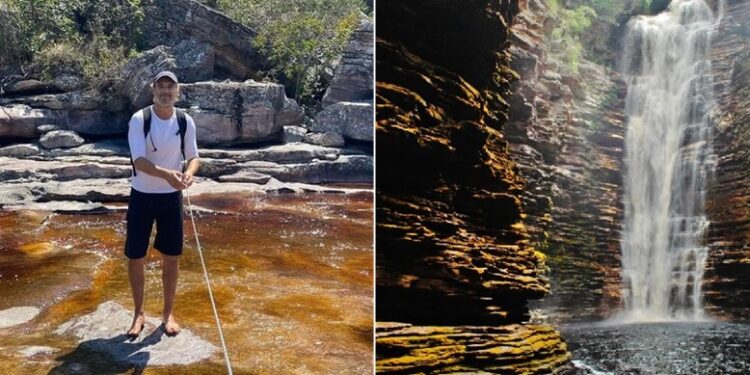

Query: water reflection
left=563, top=322, right=750, bottom=374
left=0, top=192, right=373, bottom=374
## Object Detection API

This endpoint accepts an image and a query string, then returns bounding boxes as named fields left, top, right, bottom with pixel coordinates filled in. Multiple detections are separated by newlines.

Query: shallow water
left=563, top=322, right=750, bottom=375
left=0, top=192, right=373, bottom=374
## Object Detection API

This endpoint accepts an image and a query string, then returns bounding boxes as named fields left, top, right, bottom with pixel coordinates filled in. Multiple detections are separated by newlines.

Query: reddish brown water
left=0, top=192, right=373, bottom=374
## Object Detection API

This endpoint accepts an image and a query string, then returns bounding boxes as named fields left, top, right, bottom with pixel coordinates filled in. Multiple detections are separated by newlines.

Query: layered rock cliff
left=505, top=0, right=626, bottom=322
left=704, top=0, right=750, bottom=321
left=376, top=0, right=571, bottom=373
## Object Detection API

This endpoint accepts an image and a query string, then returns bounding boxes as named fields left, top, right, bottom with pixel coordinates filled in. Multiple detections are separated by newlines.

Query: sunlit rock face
left=375, top=0, right=572, bottom=373
left=506, top=1, right=627, bottom=322
left=704, top=0, right=750, bottom=321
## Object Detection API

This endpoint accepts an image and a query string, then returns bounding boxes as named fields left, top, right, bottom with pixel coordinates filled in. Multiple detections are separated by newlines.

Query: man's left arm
left=182, top=116, right=201, bottom=187
left=183, top=157, right=200, bottom=185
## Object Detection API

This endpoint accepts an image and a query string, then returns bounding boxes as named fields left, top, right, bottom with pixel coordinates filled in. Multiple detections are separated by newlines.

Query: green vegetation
left=218, top=0, right=367, bottom=104
left=0, top=0, right=144, bottom=83
left=547, top=0, right=656, bottom=73
left=1, top=0, right=366, bottom=109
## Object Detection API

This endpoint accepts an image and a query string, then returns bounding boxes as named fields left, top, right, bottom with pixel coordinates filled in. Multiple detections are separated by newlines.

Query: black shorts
left=124, top=188, right=184, bottom=259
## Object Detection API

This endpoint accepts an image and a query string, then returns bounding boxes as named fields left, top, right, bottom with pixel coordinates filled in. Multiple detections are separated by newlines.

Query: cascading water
left=619, top=0, right=719, bottom=321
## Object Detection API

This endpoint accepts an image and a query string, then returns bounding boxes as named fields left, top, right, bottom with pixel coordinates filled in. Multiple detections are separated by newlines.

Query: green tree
left=548, top=0, right=597, bottom=73
left=218, top=0, right=366, bottom=102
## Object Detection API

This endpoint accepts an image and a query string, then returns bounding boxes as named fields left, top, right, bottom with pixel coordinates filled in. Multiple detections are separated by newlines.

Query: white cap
left=153, top=70, right=178, bottom=84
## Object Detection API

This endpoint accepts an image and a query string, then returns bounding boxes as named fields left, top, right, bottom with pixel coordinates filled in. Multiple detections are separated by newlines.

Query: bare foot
left=127, top=313, right=145, bottom=339
left=163, top=315, right=181, bottom=336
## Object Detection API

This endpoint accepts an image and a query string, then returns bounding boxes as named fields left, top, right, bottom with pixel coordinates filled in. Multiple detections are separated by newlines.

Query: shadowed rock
left=312, top=102, right=373, bottom=141
left=141, top=0, right=267, bottom=79
left=322, top=15, right=374, bottom=106
left=0, top=105, right=59, bottom=138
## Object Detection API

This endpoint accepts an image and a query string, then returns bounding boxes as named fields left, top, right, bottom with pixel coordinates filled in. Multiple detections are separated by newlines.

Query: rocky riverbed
left=0, top=192, right=373, bottom=374
left=0, top=139, right=373, bottom=212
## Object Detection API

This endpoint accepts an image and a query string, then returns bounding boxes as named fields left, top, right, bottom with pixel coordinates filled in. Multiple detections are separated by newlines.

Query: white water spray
left=619, top=0, right=718, bottom=321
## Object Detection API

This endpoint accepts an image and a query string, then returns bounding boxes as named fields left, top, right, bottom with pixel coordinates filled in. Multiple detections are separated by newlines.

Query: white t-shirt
left=128, top=106, right=199, bottom=193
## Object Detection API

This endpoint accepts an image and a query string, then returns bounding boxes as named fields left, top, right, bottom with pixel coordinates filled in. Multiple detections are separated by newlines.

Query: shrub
left=2, top=0, right=143, bottom=85
left=218, top=0, right=366, bottom=102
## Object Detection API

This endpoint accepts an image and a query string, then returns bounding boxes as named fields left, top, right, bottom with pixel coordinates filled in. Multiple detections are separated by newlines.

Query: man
left=125, top=70, right=200, bottom=338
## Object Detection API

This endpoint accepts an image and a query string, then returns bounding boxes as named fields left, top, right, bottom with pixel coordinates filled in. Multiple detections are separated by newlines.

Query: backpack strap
left=142, top=106, right=152, bottom=138
left=130, top=107, right=153, bottom=177
left=176, top=109, right=187, bottom=161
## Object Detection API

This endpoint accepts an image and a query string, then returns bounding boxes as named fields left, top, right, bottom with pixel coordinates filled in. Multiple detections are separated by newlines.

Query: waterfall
left=619, top=0, right=718, bottom=321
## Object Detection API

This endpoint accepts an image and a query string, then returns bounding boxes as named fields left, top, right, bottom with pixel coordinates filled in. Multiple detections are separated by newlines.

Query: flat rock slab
left=199, top=143, right=340, bottom=163
left=0, top=306, right=41, bottom=328
left=0, top=157, right=131, bottom=182
left=55, top=301, right=216, bottom=366
left=0, top=143, right=41, bottom=158
left=217, top=170, right=272, bottom=184
left=49, top=139, right=131, bottom=158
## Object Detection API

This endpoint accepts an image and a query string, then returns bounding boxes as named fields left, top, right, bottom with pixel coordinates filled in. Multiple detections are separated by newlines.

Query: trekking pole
left=184, top=186, right=234, bottom=375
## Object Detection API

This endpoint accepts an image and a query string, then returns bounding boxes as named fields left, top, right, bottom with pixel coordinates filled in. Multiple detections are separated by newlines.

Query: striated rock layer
left=505, top=0, right=626, bottom=323
left=376, top=0, right=571, bottom=373
left=704, top=0, right=750, bottom=321
left=377, top=323, right=569, bottom=375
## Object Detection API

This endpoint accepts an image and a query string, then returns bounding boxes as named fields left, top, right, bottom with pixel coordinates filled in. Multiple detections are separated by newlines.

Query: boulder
left=322, top=15, right=374, bottom=106
left=39, top=130, right=85, bottom=149
left=120, top=46, right=178, bottom=108
left=142, top=0, right=267, bottom=79
left=304, top=132, right=346, bottom=147
left=194, top=158, right=240, bottom=178
left=179, top=80, right=303, bottom=145
left=312, top=101, right=373, bottom=141
left=52, top=75, right=85, bottom=92
left=172, top=39, right=215, bottom=82
left=283, top=126, right=307, bottom=143
left=276, top=97, right=304, bottom=127
left=0, top=143, right=41, bottom=157
left=0, top=105, right=62, bottom=139
left=2, top=80, right=58, bottom=96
